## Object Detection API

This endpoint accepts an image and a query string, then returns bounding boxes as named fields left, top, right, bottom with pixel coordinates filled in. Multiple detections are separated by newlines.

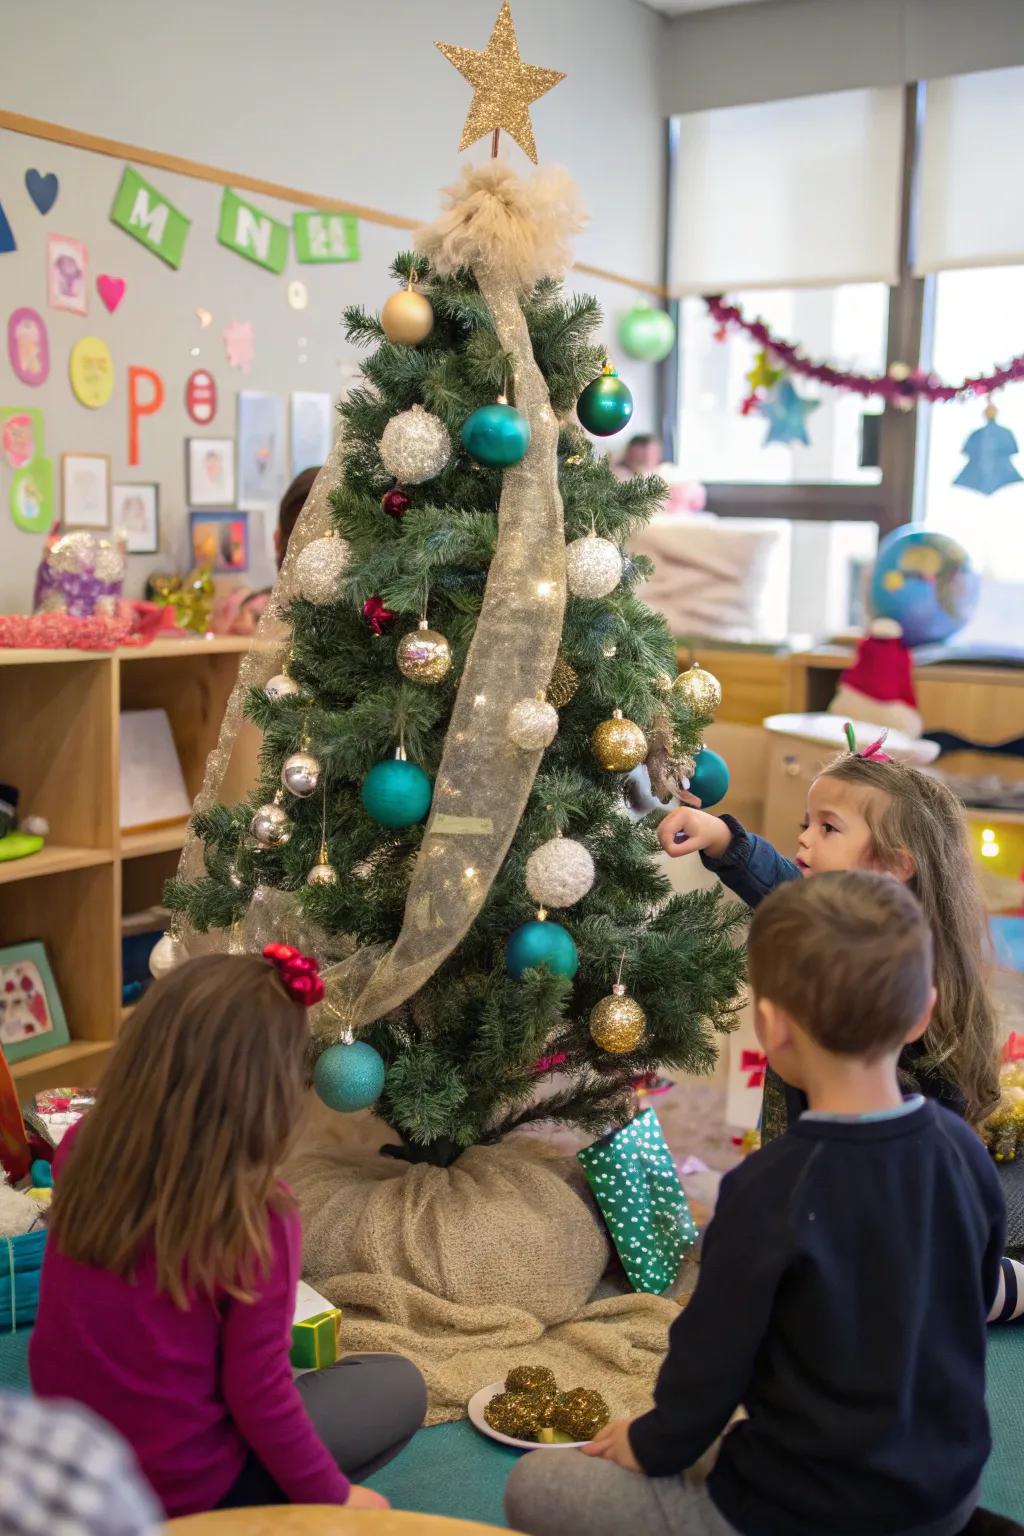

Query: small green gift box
left=290, top=1307, right=341, bottom=1370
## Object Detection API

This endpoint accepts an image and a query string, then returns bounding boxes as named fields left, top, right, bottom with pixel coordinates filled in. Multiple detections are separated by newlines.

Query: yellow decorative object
left=552, top=1387, right=610, bottom=1440
left=506, top=1364, right=557, bottom=1396
left=745, top=349, right=783, bottom=393
left=589, top=984, right=647, bottom=1053
left=591, top=710, right=647, bottom=773
left=290, top=1307, right=342, bottom=1370
left=546, top=656, right=579, bottom=708
left=672, top=662, right=723, bottom=716
left=436, top=1, right=566, bottom=164
left=381, top=285, right=435, bottom=346
left=69, top=336, right=114, bottom=409
left=981, top=1063, right=1024, bottom=1163
left=484, top=1390, right=543, bottom=1439
left=396, top=620, right=453, bottom=684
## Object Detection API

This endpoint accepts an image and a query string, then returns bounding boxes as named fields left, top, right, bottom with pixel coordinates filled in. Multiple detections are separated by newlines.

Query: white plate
left=467, top=1381, right=587, bottom=1451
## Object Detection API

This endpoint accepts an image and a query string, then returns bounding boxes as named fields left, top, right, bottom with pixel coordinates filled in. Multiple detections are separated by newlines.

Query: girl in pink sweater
left=30, top=950, right=426, bottom=1517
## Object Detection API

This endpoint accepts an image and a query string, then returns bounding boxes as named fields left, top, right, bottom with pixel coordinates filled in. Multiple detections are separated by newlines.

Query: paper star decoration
left=746, top=348, right=784, bottom=392
left=759, top=379, right=820, bottom=446
left=436, top=1, right=566, bottom=164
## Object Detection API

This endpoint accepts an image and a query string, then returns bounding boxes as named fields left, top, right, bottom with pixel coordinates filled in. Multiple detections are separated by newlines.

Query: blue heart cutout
left=25, top=170, right=59, bottom=215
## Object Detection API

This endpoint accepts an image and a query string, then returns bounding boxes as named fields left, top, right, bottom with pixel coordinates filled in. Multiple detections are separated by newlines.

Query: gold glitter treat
left=552, top=1388, right=610, bottom=1441
left=436, top=1, right=566, bottom=164
left=484, top=1391, right=543, bottom=1440
left=546, top=656, right=579, bottom=709
left=591, top=710, right=647, bottom=773
left=396, top=620, right=453, bottom=684
left=589, top=985, right=647, bottom=1053
left=673, top=662, right=723, bottom=716
left=505, top=1365, right=558, bottom=1396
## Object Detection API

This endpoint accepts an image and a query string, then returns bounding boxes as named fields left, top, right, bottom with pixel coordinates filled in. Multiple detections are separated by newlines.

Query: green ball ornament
left=505, top=919, right=579, bottom=981
left=618, top=303, right=676, bottom=363
left=314, top=1041, right=386, bottom=1113
left=576, top=366, right=634, bottom=438
left=360, top=757, right=433, bottom=828
left=461, top=401, right=532, bottom=468
left=689, top=747, right=730, bottom=809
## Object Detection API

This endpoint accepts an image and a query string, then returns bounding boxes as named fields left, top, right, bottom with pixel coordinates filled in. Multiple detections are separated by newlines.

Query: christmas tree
left=163, top=4, right=743, bottom=1169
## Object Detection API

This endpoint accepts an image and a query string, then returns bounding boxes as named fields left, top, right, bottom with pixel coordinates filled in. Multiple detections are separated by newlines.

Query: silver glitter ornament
left=508, top=695, right=559, bottom=750
left=380, top=404, right=451, bottom=484
left=281, top=750, right=321, bottom=798
left=149, top=931, right=186, bottom=979
left=525, top=835, right=595, bottom=908
left=251, top=796, right=293, bottom=848
left=295, top=533, right=350, bottom=606
left=565, top=535, right=623, bottom=599
left=265, top=673, right=301, bottom=702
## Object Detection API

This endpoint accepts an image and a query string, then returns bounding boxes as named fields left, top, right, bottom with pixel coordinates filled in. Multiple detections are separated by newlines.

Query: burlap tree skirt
left=287, top=1113, right=678, bottom=1425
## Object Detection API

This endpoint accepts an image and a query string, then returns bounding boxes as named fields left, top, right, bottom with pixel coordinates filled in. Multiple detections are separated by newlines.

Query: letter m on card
left=110, top=166, right=190, bottom=269
left=218, top=189, right=289, bottom=274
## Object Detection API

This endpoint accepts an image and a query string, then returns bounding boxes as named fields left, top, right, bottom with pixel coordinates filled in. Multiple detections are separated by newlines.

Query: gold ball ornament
left=653, top=670, right=675, bottom=692
left=251, top=795, right=293, bottom=848
left=295, top=533, right=350, bottom=606
left=381, top=287, right=434, bottom=346
left=396, top=619, right=452, bottom=685
left=546, top=656, right=579, bottom=709
left=509, top=695, right=559, bottom=750
left=589, top=983, right=647, bottom=1053
left=505, top=1366, right=558, bottom=1397
left=552, top=1388, right=611, bottom=1441
left=591, top=710, right=647, bottom=773
left=672, top=662, right=723, bottom=715
left=380, top=404, right=451, bottom=484
left=484, top=1392, right=543, bottom=1441
left=307, top=845, right=339, bottom=887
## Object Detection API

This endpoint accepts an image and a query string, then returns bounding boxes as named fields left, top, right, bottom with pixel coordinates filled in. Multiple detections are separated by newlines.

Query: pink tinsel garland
left=0, top=603, right=180, bottom=652
left=706, top=296, right=1024, bottom=406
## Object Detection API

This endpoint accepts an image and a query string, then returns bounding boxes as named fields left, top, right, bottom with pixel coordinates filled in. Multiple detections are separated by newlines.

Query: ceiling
left=641, top=0, right=770, bottom=14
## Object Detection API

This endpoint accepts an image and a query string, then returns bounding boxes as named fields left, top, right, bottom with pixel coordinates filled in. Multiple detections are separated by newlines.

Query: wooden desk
left=166, top=1510, right=508, bottom=1536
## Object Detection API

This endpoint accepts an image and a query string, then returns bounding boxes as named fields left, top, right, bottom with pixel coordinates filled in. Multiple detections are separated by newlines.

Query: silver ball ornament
left=307, top=858, right=339, bottom=887
left=149, top=932, right=186, bottom=979
left=380, top=405, right=451, bottom=484
left=281, top=750, right=321, bottom=798
left=565, top=535, right=623, bottom=599
left=508, top=696, right=559, bottom=750
left=265, top=673, right=301, bottom=702
left=525, top=836, right=595, bottom=908
left=251, top=799, right=292, bottom=848
left=295, top=534, right=350, bottom=606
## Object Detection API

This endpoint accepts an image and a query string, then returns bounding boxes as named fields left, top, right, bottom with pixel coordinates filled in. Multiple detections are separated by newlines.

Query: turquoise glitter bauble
left=618, top=304, right=676, bottom=364
left=461, top=402, right=532, bottom=468
left=314, top=1041, right=386, bottom=1113
left=689, top=747, right=730, bottom=809
left=360, top=758, right=433, bottom=828
left=505, top=919, right=579, bottom=980
left=576, top=370, right=634, bottom=437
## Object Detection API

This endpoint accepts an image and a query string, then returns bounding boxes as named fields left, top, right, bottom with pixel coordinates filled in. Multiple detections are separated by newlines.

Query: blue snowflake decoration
left=953, top=416, right=1023, bottom=496
left=759, top=379, right=820, bottom=446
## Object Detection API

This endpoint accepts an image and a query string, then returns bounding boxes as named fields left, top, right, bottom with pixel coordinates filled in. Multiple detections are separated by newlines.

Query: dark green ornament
left=461, top=401, right=532, bottom=467
left=576, top=366, right=634, bottom=438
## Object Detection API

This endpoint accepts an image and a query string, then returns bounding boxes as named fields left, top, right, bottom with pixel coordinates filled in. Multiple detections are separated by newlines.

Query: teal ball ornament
left=505, top=919, right=579, bottom=981
left=618, top=303, right=676, bottom=364
left=360, top=758, right=433, bottom=828
left=461, top=401, right=532, bottom=468
left=689, top=747, right=730, bottom=809
left=314, top=1041, right=386, bottom=1113
left=576, top=367, right=634, bottom=438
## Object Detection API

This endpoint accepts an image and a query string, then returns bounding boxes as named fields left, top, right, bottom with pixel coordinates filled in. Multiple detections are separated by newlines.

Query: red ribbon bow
left=1003, top=1032, right=1024, bottom=1064
left=740, top=1048, right=767, bottom=1089
left=262, top=944, right=324, bottom=1007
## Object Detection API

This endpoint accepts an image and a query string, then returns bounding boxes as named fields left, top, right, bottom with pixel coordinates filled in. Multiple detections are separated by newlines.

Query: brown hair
left=277, top=468, right=320, bottom=568
left=51, top=954, right=308, bottom=1307
left=749, top=871, right=934, bottom=1058
left=815, top=754, right=999, bottom=1121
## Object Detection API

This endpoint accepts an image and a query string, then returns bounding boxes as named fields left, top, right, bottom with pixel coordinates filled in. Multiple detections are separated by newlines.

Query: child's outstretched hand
left=347, top=1487, right=391, bottom=1510
left=657, top=806, right=732, bottom=861
left=582, top=1417, right=642, bottom=1472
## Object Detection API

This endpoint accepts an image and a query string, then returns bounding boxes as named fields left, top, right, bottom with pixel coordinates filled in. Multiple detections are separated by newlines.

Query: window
left=676, top=285, right=889, bottom=487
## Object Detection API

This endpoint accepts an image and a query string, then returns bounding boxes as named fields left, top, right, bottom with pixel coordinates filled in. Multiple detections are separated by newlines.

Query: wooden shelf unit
left=0, top=637, right=260, bottom=1095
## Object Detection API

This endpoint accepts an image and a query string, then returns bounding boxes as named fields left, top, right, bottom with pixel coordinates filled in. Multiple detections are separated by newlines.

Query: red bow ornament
left=262, top=944, right=325, bottom=1007
left=741, top=1048, right=767, bottom=1090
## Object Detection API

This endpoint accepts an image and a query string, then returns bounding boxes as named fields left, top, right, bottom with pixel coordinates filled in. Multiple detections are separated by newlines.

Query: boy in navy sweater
left=506, top=872, right=1005, bottom=1536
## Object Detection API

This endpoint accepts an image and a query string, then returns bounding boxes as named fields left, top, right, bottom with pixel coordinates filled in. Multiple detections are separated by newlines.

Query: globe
left=869, top=526, right=979, bottom=648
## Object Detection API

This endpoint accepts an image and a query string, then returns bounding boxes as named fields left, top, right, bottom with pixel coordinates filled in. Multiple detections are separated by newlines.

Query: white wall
left=0, top=0, right=667, bottom=612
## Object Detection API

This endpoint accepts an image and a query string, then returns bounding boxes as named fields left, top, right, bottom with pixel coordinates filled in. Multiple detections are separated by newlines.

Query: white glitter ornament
left=295, top=533, right=350, bottom=606
left=265, top=673, right=301, bottom=702
left=380, top=404, right=451, bottom=484
left=149, top=931, right=186, bottom=979
left=565, top=534, right=623, bottom=599
left=526, top=835, right=595, bottom=908
left=508, top=695, right=559, bottom=750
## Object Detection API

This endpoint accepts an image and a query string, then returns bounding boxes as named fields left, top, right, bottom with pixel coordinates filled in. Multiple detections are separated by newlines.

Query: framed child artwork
left=237, top=391, right=285, bottom=510
left=0, top=942, right=71, bottom=1066
left=61, top=452, right=111, bottom=529
left=113, top=482, right=160, bottom=555
left=47, top=234, right=88, bottom=316
left=186, top=437, right=236, bottom=508
left=189, top=510, right=249, bottom=574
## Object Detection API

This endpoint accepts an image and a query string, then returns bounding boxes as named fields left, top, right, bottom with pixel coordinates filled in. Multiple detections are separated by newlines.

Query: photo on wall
left=46, top=234, right=88, bottom=316
left=113, top=482, right=160, bottom=555
left=0, top=941, right=71, bottom=1066
left=237, top=391, right=285, bottom=510
left=61, top=452, right=110, bottom=529
left=186, top=437, right=236, bottom=509
left=189, top=510, right=249, bottom=574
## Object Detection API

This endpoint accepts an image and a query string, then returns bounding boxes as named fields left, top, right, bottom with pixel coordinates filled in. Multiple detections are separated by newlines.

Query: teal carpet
left=2, top=1327, right=1020, bottom=1527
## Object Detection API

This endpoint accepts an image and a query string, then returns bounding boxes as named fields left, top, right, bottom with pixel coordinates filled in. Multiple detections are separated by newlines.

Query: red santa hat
left=839, top=619, right=917, bottom=708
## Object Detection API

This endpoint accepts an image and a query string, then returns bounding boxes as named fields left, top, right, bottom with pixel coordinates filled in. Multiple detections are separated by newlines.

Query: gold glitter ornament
left=545, top=656, right=579, bottom=709
left=396, top=619, right=453, bottom=684
left=435, top=1, right=566, bottom=165
left=673, top=662, right=723, bottom=715
left=381, top=284, right=434, bottom=346
left=295, top=532, right=350, bottom=606
left=589, top=983, right=647, bottom=1053
left=380, top=404, right=451, bottom=485
left=307, top=842, right=339, bottom=887
left=552, top=1388, right=610, bottom=1441
left=484, top=1391, right=543, bottom=1440
left=505, top=1365, right=558, bottom=1397
left=508, top=694, right=559, bottom=750
left=525, top=835, right=594, bottom=908
left=653, top=670, right=675, bottom=692
left=591, top=710, right=647, bottom=772
left=565, top=534, right=623, bottom=599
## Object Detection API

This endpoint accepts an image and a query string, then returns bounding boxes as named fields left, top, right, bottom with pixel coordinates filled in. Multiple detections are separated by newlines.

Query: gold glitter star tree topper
left=436, top=0, right=566, bottom=164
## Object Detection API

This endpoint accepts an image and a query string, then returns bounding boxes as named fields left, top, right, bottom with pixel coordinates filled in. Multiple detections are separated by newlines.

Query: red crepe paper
left=0, top=601, right=181, bottom=652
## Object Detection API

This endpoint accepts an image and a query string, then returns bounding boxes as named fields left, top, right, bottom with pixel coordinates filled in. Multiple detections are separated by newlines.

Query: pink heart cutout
left=97, top=275, right=126, bottom=313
